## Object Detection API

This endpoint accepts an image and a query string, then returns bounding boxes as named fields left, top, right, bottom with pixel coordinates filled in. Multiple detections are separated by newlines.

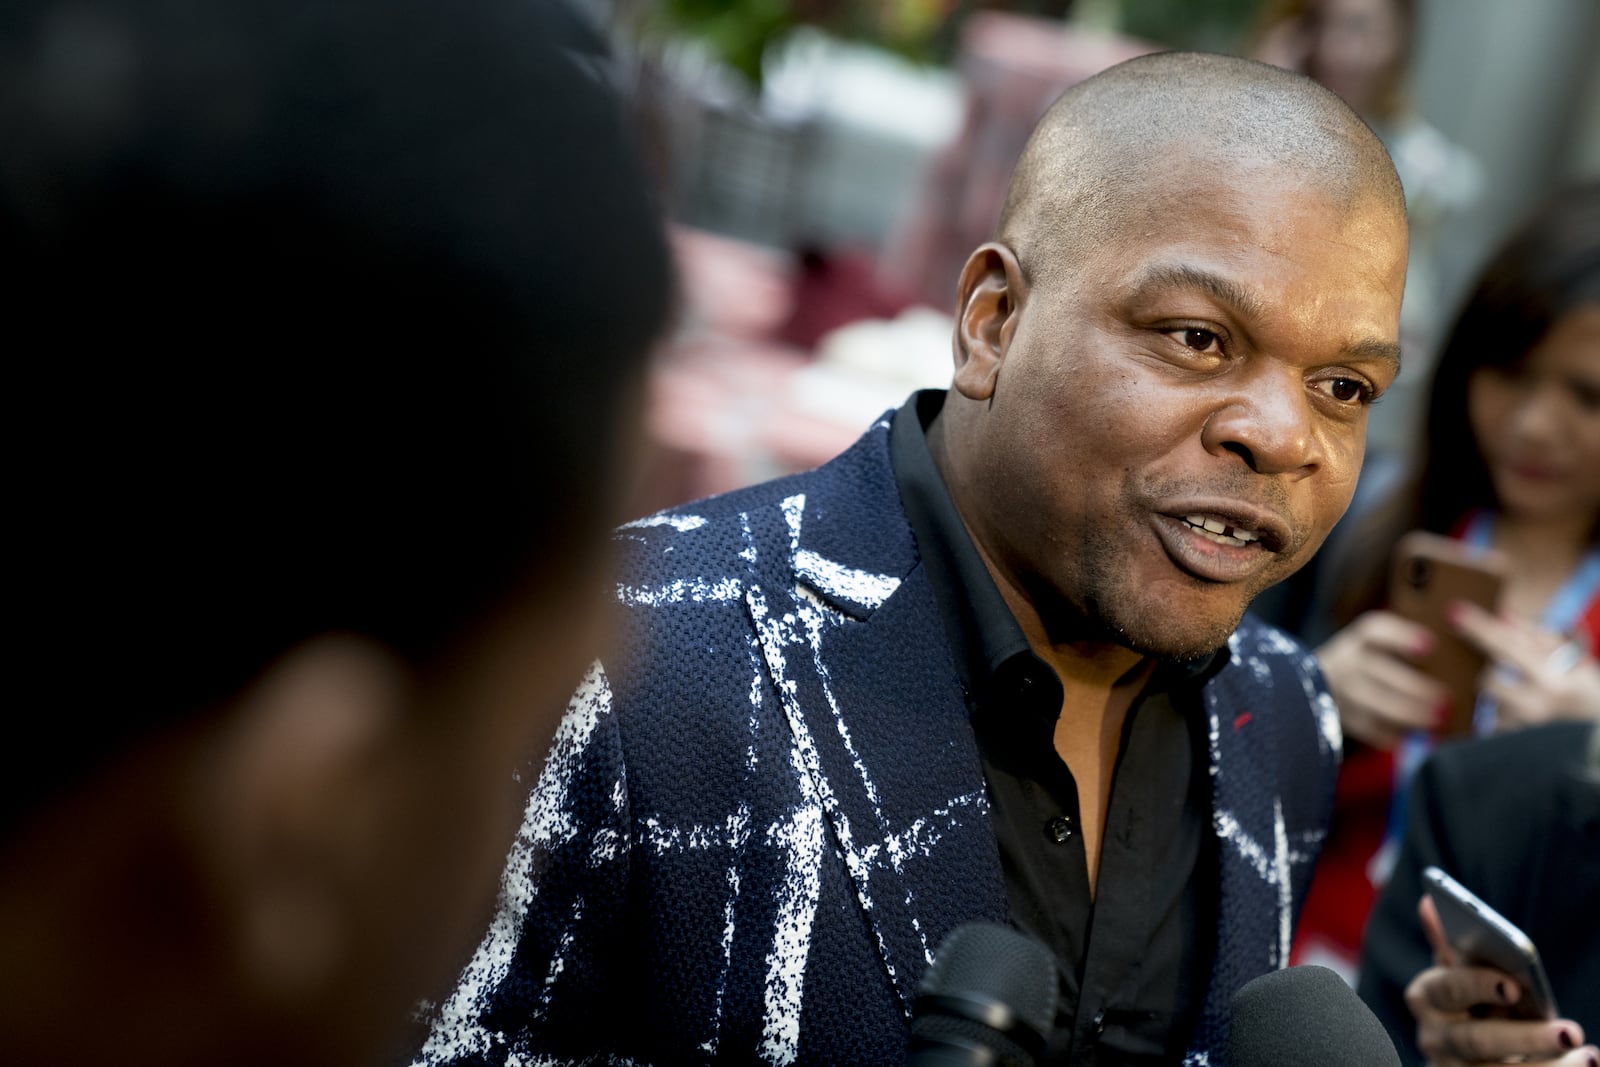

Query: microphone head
left=1229, top=965, right=1401, bottom=1067
left=909, top=922, right=1059, bottom=1067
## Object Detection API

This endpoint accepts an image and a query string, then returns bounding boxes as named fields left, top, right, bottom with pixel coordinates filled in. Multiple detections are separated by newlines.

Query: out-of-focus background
left=573, top=0, right=1600, bottom=517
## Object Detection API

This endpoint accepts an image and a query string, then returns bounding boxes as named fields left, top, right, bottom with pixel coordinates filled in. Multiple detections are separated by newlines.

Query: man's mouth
left=1151, top=500, right=1293, bottom=584
left=1183, top=513, right=1261, bottom=548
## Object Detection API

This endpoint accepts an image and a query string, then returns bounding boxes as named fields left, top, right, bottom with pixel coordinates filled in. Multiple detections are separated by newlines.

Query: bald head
left=998, top=51, right=1405, bottom=284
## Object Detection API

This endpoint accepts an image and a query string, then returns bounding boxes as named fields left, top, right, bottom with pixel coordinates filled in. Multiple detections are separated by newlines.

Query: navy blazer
left=412, top=413, right=1341, bottom=1066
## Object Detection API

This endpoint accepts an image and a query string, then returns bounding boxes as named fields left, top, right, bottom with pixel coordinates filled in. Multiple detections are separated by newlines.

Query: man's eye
left=1323, top=377, right=1374, bottom=404
left=1177, top=328, right=1221, bottom=352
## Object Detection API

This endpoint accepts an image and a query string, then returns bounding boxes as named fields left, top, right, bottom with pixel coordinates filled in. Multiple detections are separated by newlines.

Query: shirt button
left=1045, top=815, right=1074, bottom=843
left=1092, top=1009, right=1106, bottom=1040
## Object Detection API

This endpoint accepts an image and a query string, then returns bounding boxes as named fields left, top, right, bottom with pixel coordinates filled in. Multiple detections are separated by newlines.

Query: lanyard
left=1460, top=510, right=1600, bottom=636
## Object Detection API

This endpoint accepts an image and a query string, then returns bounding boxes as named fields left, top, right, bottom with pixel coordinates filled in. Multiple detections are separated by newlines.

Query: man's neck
left=1050, top=653, right=1156, bottom=897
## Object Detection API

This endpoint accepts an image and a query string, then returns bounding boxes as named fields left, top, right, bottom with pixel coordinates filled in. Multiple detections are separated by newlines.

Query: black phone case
left=1424, top=866, right=1559, bottom=1020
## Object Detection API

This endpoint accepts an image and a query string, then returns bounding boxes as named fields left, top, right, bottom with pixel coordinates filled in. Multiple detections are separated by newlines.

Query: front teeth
left=1185, top=514, right=1260, bottom=547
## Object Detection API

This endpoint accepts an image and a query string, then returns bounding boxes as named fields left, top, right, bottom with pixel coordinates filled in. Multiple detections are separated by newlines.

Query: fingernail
left=1560, top=1028, right=1577, bottom=1049
left=1414, top=630, right=1436, bottom=654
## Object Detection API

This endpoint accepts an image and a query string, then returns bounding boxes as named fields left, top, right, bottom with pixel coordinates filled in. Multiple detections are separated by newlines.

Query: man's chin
left=1106, top=598, right=1250, bottom=662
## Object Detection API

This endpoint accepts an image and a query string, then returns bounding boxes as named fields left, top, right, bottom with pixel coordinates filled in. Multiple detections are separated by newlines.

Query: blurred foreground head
left=0, top=0, right=671, bottom=1063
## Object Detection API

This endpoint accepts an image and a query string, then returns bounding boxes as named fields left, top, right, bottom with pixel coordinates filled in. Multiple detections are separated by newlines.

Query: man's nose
left=1200, top=370, right=1326, bottom=477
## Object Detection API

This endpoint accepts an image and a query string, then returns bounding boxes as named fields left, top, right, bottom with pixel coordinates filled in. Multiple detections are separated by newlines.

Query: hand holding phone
left=1422, top=865, right=1559, bottom=1021
left=1389, top=531, right=1508, bottom=737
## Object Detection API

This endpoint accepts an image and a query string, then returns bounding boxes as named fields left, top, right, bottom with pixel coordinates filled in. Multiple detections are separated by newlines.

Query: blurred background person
left=0, top=1, right=672, bottom=1065
left=1285, top=179, right=1600, bottom=981
left=1358, top=720, right=1600, bottom=1066
left=1250, top=0, right=1484, bottom=456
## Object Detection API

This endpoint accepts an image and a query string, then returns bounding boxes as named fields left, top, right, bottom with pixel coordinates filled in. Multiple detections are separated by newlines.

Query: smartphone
left=1422, top=866, right=1559, bottom=1021
left=1389, top=531, right=1508, bottom=736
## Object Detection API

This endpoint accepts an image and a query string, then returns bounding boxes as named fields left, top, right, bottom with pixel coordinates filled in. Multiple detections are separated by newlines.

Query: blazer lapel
left=1194, top=631, right=1293, bottom=1042
left=739, top=431, right=1009, bottom=1015
left=1191, top=622, right=1338, bottom=1055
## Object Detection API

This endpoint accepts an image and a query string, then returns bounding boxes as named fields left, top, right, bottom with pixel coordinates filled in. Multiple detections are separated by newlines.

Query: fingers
left=1448, top=601, right=1551, bottom=674
left=1406, top=963, right=1512, bottom=1018
left=1449, top=603, right=1600, bottom=729
left=1404, top=947, right=1593, bottom=1066
left=1349, top=609, right=1445, bottom=660
left=1426, top=1042, right=1600, bottom=1067
left=1415, top=1014, right=1592, bottom=1067
left=1338, top=686, right=1437, bottom=748
left=1352, top=652, right=1448, bottom=719
left=1319, top=612, right=1450, bottom=747
left=1492, top=1049, right=1600, bottom=1067
left=1324, top=676, right=1434, bottom=748
left=1406, top=965, right=1587, bottom=1063
left=1418, top=895, right=1456, bottom=967
left=1487, top=659, right=1600, bottom=730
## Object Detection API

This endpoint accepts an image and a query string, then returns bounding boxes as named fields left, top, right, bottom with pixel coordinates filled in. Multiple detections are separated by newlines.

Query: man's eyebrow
left=1128, top=262, right=1403, bottom=371
left=1127, top=263, right=1268, bottom=321
left=1345, top=337, right=1403, bottom=376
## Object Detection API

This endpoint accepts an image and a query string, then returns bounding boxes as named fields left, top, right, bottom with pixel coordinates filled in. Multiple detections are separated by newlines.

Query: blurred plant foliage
left=630, top=0, right=1265, bottom=92
left=637, top=0, right=964, bottom=88
left=1085, top=0, right=1265, bottom=52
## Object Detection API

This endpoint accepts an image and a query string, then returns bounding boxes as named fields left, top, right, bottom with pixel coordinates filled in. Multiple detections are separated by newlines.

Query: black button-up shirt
left=889, top=390, right=1224, bottom=1065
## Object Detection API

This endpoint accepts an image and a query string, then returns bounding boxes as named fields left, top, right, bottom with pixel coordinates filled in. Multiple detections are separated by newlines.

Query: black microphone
left=1229, top=965, right=1401, bottom=1067
left=907, top=922, right=1059, bottom=1067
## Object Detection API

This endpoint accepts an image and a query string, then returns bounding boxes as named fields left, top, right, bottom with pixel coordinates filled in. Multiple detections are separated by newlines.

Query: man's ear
left=952, top=242, right=1026, bottom=402
left=187, top=635, right=410, bottom=1004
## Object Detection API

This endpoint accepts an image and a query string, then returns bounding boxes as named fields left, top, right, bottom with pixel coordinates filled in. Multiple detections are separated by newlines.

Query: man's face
left=952, top=166, right=1407, bottom=658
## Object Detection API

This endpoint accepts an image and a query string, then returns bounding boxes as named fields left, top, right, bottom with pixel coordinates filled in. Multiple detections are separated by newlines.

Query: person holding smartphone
left=1282, top=180, right=1600, bottom=981
left=1356, top=721, right=1600, bottom=1066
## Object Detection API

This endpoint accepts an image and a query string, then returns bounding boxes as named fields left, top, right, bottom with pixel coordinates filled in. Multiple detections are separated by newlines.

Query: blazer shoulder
left=1423, top=721, right=1596, bottom=802
left=609, top=415, right=901, bottom=586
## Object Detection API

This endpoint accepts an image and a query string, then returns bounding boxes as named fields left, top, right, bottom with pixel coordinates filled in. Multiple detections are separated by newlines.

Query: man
left=415, top=51, right=1408, bottom=1065
left=0, top=1, right=670, bottom=1065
